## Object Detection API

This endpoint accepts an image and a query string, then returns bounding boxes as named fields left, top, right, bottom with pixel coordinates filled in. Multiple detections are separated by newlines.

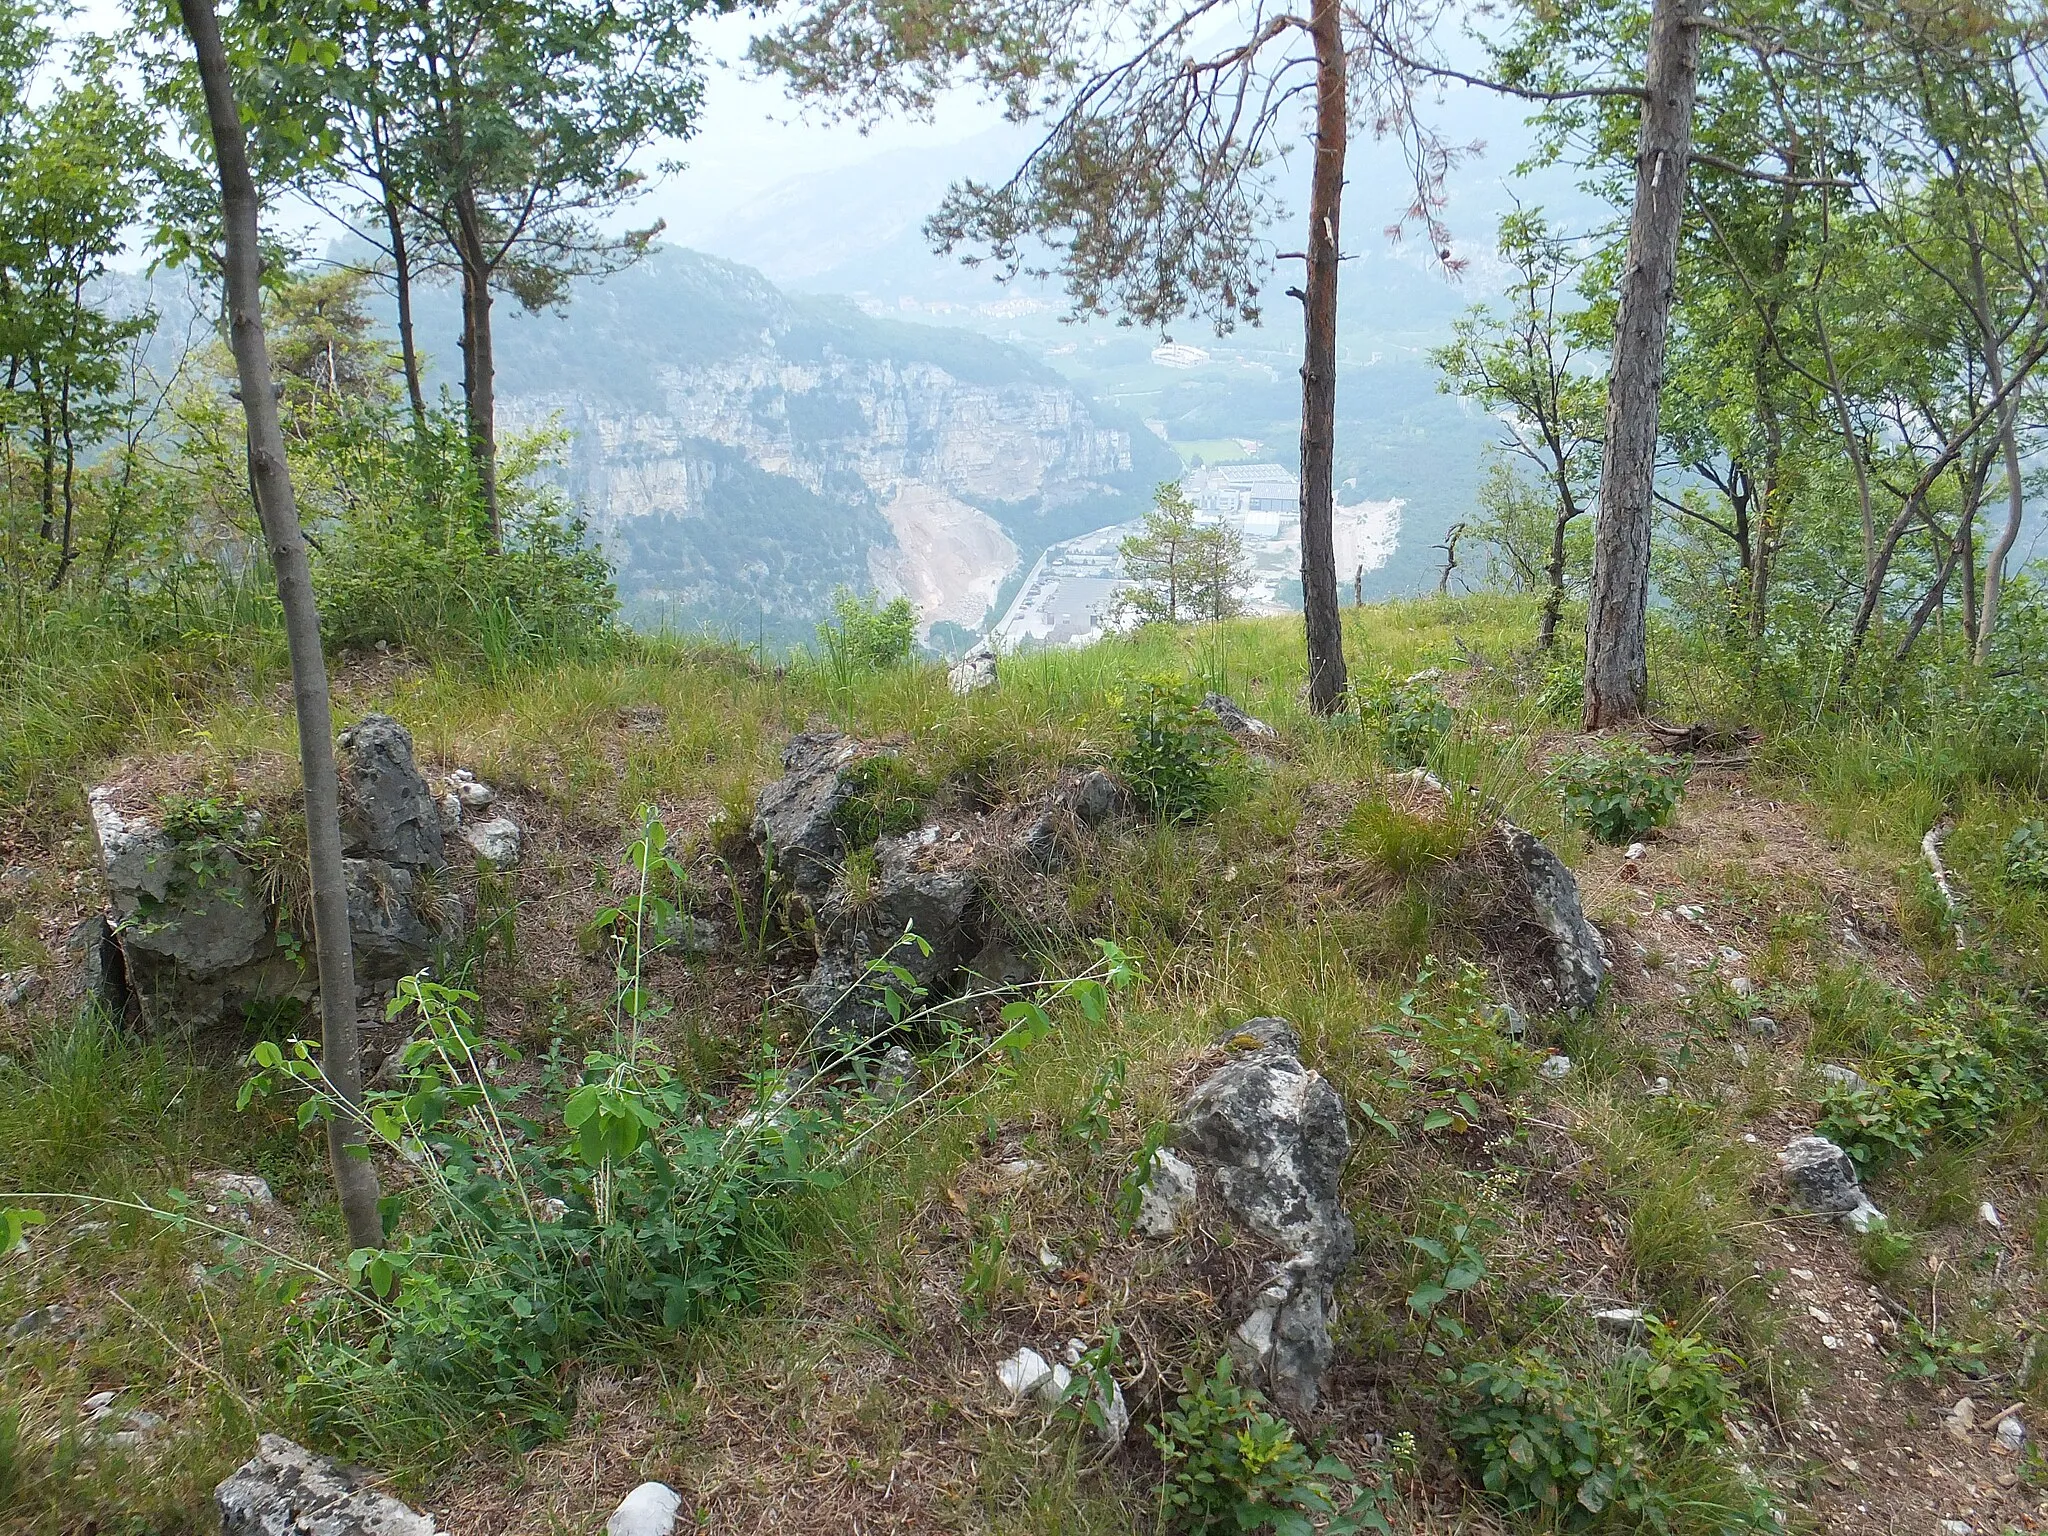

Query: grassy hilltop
left=3, top=597, right=2047, bottom=1535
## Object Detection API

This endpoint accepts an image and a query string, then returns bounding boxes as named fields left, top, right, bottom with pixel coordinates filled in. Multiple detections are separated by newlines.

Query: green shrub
left=1550, top=742, right=1688, bottom=844
left=310, top=412, right=617, bottom=663
left=1117, top=678, right=1233, bottom=823
left=1359, top=673, right=1454, bottom=767
left=2003, top=821, right=2048, bottom=889
left=1536, top=659, right=1585, bottom=722
left=817, top=589, right=918, bottom=674
left=1442, top=1321, right=1764, bottom=1532
left=1151, top=1356, right=1389, bottom=1534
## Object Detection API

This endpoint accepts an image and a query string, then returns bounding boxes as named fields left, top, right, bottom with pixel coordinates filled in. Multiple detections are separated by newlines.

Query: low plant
left=2004, top=821, right=2048, bottom=889
left=1151, top=1355, right=1391, bottom=1534
left=1550, top=742, right=1687, bottom=844
left=1535, top=659, right=1585, bottom=722
left=1116, top=678, right=1233, bottom=823
left=1359, top=673, right=1454, bottom=768
left=1442, top=1321, right=1764, bottom=1532
left=1814, top=981, right=2048, bottom=1173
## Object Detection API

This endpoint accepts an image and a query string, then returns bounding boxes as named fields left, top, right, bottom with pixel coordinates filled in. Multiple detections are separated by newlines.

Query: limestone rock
left=1493, top=822, right=1607, bottom=1013
left=344, top=860, right=457, bottom=986
left=457, top=817, right=522, bottom=868
left=1779, top=1135, right=1886, bottom=1229
left=752, top=732, right=865, bottom=893
left=338, top=715, right=444, bottom=872
left=88, top=788, right=291, bottom=1033
left=1819, top=1063, right=1871, bottom=1095
left=607, top=1482, right=682, bottom=1536
left=1132, top=1148, right=1198, bottom=1239
left=216, top=1434, right=438, bottom=1535
left=947, top=639, right=999, bottom=695
left=0, top=968, right=42, bottom=1008
left=803, top=827, right=979, bottom=1037
left=1176, top=1018, right=1354, bottom=1417
left=1202, top=692, right=1277, bottom=740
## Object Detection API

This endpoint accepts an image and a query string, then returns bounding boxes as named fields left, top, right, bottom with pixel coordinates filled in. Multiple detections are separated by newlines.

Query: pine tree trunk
left=179, top=0, right=383, bottom=1255
left=1581, top=0, right=1698, bottom=729
left=1297, top=0, right=1349, bottom=714
left=453, top=186, right=501, bottom=546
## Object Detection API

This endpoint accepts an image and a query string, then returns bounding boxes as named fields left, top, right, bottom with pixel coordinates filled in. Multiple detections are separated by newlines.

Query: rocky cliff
left=488, top=249, right=1177, bottom=642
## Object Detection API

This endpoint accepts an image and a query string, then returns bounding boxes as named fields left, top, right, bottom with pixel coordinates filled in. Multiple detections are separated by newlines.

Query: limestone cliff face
left=487, top=248, right=1173, bottom=642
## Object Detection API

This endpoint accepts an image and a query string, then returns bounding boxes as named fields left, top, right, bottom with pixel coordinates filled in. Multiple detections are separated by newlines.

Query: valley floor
left=3, top=598, right=2046, bottom=1535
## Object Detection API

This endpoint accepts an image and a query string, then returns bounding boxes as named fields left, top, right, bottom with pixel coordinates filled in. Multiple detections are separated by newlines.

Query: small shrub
left=818, top=589, right=917, bottom=674
left=1818, top=1023, right=2005, bottom=1171
left=1359, top=673, right=1454, bottom=767
left=1536, top=659, right=1585, bottom=722
left=2004, top=821, right=2048, bottom=889
left=1550, top=742, right=1687, bottom=844
left=1151, top=1355, right=1389, bottom=1534
left=1442, top=1322, right=1763, bottom=1532
left=1117, top=678, right=1233, bottom=823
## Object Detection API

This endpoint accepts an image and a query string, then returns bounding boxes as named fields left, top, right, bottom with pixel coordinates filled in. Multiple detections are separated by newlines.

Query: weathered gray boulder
left=947, top=639, right=999, bottom=695
left=1016, top=768, right=1130, bottom=871
left=1779, top=1134, right=1886, bottom=1230
left=90, top=717, right=465, bottom=1032
left=217, top=1434, right=437, bottom=1535
left=89, top=788, right=297, bottom=1033
left=338, top=716, right=443, bottom=872
left=1176, top=1018, right=1354, bottom=1418
left=345, top=861, right=461, bottom=985
left=1203, top=692, right=1277, bottom=740
left=753, top=732, right=865, bottom=892
left=802, top=827, right=979, bottom=1037
left=1493, top=822, right=1606, bottom=1013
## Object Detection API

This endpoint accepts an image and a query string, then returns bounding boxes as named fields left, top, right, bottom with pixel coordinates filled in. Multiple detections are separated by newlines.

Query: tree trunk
left=1581, top=0, right=1698, bottom=729
left=372, top=118, right=427, bottom=435
left=1296, top=0, right=1349, bottom=714
left=179, top=0, right=384, bottom=1255
left=453, top=185, right=501, bottom=545
left=1538, top=509, right=1570, bottom=650
left=1975, top=389, right=2026, bottom=665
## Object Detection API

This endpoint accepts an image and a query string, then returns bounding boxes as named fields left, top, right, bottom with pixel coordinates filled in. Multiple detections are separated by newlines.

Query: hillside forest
left=3, top=0, right=2048, bottom=1533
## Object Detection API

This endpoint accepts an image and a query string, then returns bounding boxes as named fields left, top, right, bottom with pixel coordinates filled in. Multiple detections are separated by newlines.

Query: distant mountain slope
left=469, top=247, right=1179, bottom=642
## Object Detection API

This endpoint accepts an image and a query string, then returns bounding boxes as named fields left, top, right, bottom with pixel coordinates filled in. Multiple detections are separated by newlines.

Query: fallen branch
left=1921, top=819, right=1966, bottom=950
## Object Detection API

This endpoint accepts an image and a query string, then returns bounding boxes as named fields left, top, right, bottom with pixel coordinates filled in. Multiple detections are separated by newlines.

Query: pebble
left=607, top=1481, right=682, bottom=1536
left=1646, top=1076, right=1672, bottom=1098
left=1729, top=975, right=1754, bottom=998
left=1730, top=1042, right=1750, bottom=1068
left=0, top=968, right=43, bottom=1008
left=1539, top=1054, right=1573, bottom=1081
left=1939, top=1521, right=1973, bottom=1536
left=1625, top=842, right=1646, bottom=862
left=1995, top=1414, right=2026, bottom=1452
left=1978, top=1201, right=2002, bottom=1229
left=1591, top=1306, right=1646, bottom=1338
left=1946, top=1397, right=1977, bottom=1441
left=1745, top=1014, right=1781, bottom=1041
left=995, top=1158, right=1045, bottom=1183
left=7, top=1303, right=67, bottom=1340
left=1819, top=1063, right=1870, bottom=1095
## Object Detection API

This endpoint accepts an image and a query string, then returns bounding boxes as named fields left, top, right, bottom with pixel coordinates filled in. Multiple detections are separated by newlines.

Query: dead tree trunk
left=179, top=0, right=384, bottom=1254
left=1582, top=0, right=1698, bottom=728
left=1296, top=0, right=1349, bottom=714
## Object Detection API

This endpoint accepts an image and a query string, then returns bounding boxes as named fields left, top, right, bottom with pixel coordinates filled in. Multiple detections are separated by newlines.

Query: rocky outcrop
left=88, top=789, right=297, bottom=1033
left=1202, top=692, right=1277, bottom=741
left=216, top=1434, right=438, bottom=1535
left=1489, top=821, right=1607, bottom=1013
left=1403, top=770, right=1607, bottom=1014
left=1174, top=1018, right=1355, bottom=1418
left=947, top=639, right=999, bottom=695
left=752, top=732, right=864, bottom=893
left=338, top=716, right=443, bottom=870
left=89, top=717, right=471, bottom=1032
left=803, top=826, right=981, bottom=1041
